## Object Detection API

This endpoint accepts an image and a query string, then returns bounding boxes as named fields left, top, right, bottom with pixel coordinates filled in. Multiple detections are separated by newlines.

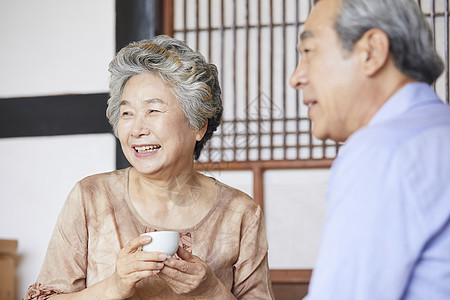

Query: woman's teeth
left=134, top=145, right=161, bottom=153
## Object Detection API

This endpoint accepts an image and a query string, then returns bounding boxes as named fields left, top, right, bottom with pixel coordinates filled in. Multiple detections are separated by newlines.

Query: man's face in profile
left=289, top=0, right=366, bottom=143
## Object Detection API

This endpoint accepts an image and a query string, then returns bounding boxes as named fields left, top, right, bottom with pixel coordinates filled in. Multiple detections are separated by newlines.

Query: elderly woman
left=25, top=35, right=274, bottom=299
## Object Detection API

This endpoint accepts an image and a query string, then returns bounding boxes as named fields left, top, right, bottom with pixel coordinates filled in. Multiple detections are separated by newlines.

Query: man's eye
left=121, top=111, right=131, bottom=117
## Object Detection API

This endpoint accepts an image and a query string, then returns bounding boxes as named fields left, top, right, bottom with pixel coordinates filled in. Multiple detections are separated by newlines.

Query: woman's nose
left=131, top=115, right=150, bottom=137
left=289, top=59, right=308, bottom=89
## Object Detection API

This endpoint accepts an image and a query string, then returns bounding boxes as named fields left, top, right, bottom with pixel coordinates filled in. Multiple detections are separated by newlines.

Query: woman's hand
left=158, top=247, right=234, bottom=299
left=107, top=235, right=167, bottom=299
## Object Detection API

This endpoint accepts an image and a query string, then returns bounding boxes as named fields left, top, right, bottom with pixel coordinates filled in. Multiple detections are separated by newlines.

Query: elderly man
left=290, top=0, right=450, bottom=299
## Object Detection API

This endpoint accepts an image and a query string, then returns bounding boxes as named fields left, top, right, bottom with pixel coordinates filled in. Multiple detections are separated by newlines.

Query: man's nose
left=289, top=59, right=308, bottom=89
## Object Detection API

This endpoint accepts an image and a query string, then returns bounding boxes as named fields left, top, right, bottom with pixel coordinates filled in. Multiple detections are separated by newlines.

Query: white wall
left=0, top=0, right=116, bottom=298
left=0, top=0, right=115, bottom=98
left=264, top=169, right=328, bottom=268
left=0, top=135, right=116, bottom=298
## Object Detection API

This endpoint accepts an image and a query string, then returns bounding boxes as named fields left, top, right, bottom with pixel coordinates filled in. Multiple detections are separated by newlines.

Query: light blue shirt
left=305, top=82, right=450, bottom=300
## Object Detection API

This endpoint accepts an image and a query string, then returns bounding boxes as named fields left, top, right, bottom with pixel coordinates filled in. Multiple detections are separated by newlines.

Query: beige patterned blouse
left=25, top=168, right=274, bottom=299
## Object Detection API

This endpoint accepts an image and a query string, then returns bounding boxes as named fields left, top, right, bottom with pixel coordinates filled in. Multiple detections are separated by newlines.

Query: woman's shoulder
left=211, top=178, right=260, bottom=212
left=78, top=168, right=129, bottom=188
left=204, top=178, right=265, bottom=235
left=71, top=168, right=130, bottom=205
left=64, top=168, right=131, bottom=214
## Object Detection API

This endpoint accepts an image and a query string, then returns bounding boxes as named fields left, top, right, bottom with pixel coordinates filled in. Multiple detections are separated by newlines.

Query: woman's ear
left=196, top=120, right=208, bottom=141
left=356, top=28, right=390, bottom=77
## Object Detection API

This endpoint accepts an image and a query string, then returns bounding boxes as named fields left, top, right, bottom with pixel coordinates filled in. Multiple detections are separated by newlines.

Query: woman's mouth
left=133, top=145, right=161, bottom=153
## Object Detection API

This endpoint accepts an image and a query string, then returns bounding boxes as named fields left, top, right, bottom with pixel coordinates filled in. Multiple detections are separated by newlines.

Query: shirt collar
left=369, top=82, right=437, bottom=126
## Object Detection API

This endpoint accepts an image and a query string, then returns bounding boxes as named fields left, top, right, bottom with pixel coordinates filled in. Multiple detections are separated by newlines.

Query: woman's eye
left=120, top=111, right=131, bottom=117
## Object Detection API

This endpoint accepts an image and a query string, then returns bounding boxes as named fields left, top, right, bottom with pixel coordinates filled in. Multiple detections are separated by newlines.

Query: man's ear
left=356, top=28, right=390, bottom=77
left=196, top=120, right=208, bottom=141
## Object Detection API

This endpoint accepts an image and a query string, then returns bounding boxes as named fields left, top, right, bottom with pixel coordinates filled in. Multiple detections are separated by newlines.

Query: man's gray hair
left=320, top=0, right=444, bottom=84
left=107, top=35, right=222, bottom=160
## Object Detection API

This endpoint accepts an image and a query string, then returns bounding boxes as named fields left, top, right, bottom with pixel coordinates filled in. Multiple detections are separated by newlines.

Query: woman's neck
left=134, top=169, right=202, bottom=205
left=128, top=167, right=217, bottom=228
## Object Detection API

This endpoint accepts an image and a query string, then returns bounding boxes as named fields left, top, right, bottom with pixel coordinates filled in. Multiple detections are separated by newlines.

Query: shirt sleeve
left=232, top=205, right=275, bottom=299
left=25, top=182, right=88, bottom=299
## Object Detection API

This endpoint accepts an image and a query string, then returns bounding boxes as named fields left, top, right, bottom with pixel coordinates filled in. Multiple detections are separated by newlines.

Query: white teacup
left=140, top=231, right=179, bottom=258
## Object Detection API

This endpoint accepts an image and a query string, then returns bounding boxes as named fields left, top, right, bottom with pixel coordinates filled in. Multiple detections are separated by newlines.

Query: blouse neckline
left=122, top=167, right=221, bottom=233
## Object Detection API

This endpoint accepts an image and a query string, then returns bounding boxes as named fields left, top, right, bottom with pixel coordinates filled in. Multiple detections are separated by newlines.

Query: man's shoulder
left=334, top=100, right=450, bottom=182
left=351, top=100, right=450, bottom=151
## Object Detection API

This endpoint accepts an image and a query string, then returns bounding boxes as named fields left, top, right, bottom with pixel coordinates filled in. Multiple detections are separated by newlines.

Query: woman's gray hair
left=106, top=35, right=222, bottom=160
left=328, top=0, right=444, bottom=84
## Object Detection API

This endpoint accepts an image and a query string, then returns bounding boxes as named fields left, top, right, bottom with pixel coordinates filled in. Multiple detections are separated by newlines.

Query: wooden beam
left=195, top=159, right=332, bottom=210
left=114, top=0, right=164, bottom=169
left=115, top=0, right=159, bottom=51
left=270, top=269, right=313, bottom=284
left=195, top=159, right=333, bottom=172
left=0, top=93, right=110, bottom=138
left=252, top=165, right=265, bottom=210
left=162, top=0, right=174, bottom=37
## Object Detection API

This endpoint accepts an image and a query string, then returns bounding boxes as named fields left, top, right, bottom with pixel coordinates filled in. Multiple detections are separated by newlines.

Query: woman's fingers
left=116, top=236, right=167, bottom=278
left=121, top=235, right=152, bottom=254
left=118, top=251, right=167, bottom=276
left=163, top=257, right=201, bottom=275
left=176, top=246, right=193, bottom=261
left=130, top=260, right=165, bottom=273
left=135, top=250, right=167, bottom=263
left=108, top=236, right=170, bottom=299
left=157, top=271, right=199, bottom=295
left=158, top=253, right=219, bottom=296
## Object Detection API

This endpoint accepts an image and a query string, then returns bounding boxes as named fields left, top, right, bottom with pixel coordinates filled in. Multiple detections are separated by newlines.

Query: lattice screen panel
left=172, top=0, right=450, bottom=163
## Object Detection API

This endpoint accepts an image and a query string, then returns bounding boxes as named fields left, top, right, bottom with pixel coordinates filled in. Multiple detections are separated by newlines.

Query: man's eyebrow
left=300, top=30, right=314, bottom=41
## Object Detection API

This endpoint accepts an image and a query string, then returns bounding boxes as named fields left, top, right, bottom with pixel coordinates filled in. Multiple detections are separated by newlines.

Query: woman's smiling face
left=118, top=72, right=205, bottom=179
